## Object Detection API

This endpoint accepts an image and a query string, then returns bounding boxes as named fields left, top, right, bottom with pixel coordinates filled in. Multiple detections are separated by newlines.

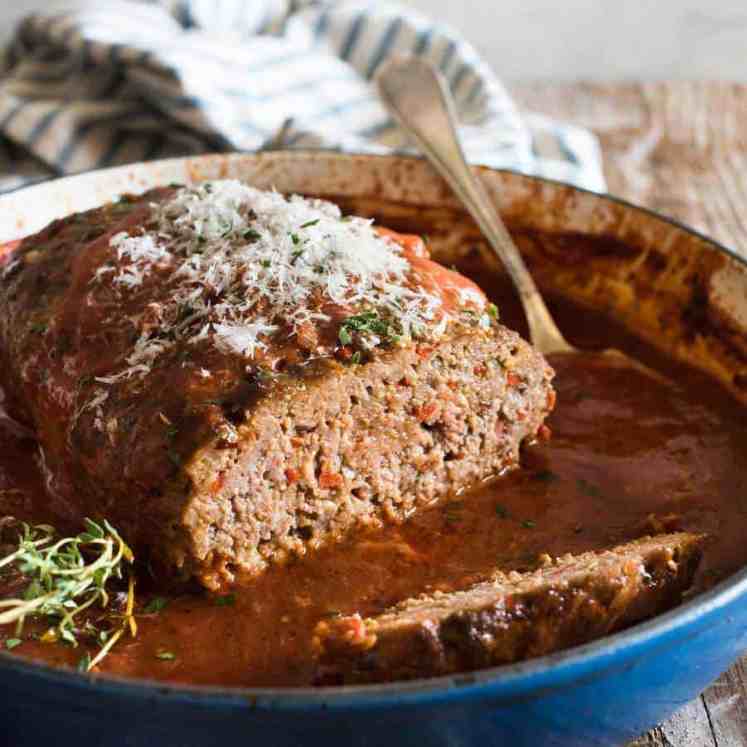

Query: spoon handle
left=376, top=57, right=572, bottom=354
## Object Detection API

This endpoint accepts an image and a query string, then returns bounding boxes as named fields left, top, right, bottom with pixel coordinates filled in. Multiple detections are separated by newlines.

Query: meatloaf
left=312, top=532, right=703, bottom=684
left=0, top=180, right=554, bottom=589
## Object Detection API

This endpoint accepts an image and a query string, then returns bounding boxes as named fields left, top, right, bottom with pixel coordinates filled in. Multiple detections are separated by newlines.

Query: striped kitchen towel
left=0, top=0, right=605, bottom=193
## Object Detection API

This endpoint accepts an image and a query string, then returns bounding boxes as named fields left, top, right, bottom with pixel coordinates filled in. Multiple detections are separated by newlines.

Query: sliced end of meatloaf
left=0, top=180, right=554, bottom=588
left=174, top=325, right=553, bottom=588
left=311, top=532, right=704, bottom=684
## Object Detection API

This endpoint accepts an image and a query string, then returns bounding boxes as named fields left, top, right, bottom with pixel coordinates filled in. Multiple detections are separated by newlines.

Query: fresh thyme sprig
left=0, top=518, right=137, bottom=671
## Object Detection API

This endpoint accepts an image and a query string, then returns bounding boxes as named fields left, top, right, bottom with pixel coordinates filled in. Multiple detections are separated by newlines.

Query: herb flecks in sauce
left=214, top=593, right=236, bottom=607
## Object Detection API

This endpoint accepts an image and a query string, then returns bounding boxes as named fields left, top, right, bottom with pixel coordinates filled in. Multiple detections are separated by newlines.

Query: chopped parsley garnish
left=338, top=326, right=352, bottom=346
left=143, top=597, right=169, bottom=614
left=338, top=311, right=399, bottom=348
left=495, top=504, right=509, bottom=518
left=521, top=520, right=536, bottom=529
left=30, top=322, right=47, bottom=334
left=167, top=449, right=182, bottom=467
left=487, top=303, right=498, bottom=319
left=5, top=638, right=22, bottom=650
left=350, top=351, right=362, bottom=365
left=156, top=651, right=176, bottom=661
left=214, top=593, right=236, bottom=607
left=90, top=182, right=443, bottom=386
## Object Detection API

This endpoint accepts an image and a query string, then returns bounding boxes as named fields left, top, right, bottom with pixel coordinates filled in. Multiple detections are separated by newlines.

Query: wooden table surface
left=510, top=81, right=747, bottom=747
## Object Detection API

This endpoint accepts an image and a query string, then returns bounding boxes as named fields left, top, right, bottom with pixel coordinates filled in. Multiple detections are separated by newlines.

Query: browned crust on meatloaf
left=311, top=532, right=704, bottom=684
left=0, top=189, right=554, bottom=589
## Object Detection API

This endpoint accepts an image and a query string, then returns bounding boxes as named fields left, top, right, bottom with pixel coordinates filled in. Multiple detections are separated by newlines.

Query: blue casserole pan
left=0, top=152, right=745, bottom=747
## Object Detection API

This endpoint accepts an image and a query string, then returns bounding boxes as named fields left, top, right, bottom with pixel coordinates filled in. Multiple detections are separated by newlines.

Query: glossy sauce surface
left=1, top=266, right=746, bottom=687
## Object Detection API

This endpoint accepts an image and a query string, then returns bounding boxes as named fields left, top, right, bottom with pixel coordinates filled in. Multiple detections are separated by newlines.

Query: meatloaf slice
left=312, top=532, right=704, bottom=684
left=181, top=328, right=552, bottom=588
left=0, top=180, right=554, bottom=589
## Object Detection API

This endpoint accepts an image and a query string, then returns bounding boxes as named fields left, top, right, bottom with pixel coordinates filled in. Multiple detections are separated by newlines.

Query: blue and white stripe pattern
left=0, top=0, right=605, bottom=193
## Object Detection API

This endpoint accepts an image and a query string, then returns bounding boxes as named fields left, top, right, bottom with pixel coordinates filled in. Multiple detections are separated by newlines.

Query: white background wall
left=2, top=0, right=747, bottom=80
left=404, top=0, right=747, bottom=80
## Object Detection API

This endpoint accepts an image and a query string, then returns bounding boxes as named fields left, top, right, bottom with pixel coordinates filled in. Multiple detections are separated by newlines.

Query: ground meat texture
left=0, top=188, right=554, bottom=589
left=311, top=533, right=703, bottom=684
left=183, top=328, right=553, bottom=587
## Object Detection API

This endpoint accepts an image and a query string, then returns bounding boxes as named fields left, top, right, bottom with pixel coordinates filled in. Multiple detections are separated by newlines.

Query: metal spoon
left=377, top=57, right=633, bottom=365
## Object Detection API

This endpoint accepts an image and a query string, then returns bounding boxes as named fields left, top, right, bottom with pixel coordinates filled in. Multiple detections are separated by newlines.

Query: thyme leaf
left=143, top=597, right=168, bottom=614
left=0, top=518, right=137, bottom=671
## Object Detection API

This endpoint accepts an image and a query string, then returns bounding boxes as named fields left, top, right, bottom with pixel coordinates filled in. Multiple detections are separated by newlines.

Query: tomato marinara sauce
left=1, top=235, right=746, bottom=687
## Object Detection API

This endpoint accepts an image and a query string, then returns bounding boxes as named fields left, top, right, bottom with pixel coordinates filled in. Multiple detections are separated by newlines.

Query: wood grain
left=510, top=81, right=747, bottom=747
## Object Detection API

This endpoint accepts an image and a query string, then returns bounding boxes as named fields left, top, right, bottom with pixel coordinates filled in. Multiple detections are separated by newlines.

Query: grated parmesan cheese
left=91, top=180, right=474, bottom=385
